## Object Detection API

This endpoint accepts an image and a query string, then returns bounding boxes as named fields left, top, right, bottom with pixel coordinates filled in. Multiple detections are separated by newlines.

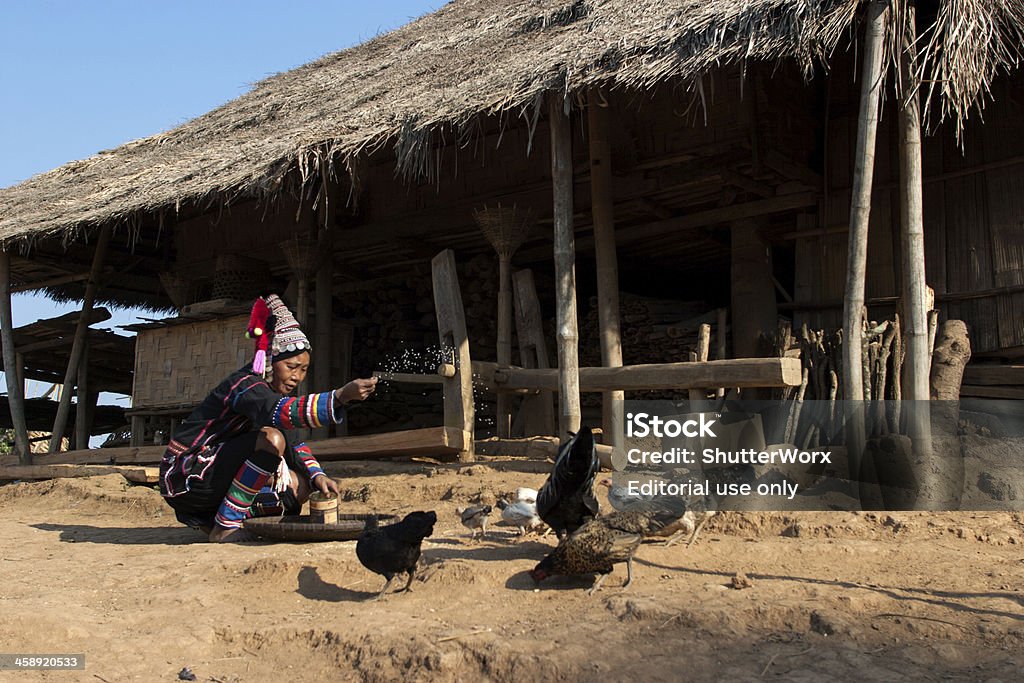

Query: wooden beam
left=550, top=94, right=581, bottom=438
left=0, top=444, right=166, bottom=466
left=962, top=365, right=1024, bottom=386
left=0, top=463, right=159, bottom=484
left=588, top=88, right=624, bottom=450
left=311, top=426, right=471, bottom=461
left=10, top=271, right=91, bottom=293
left=0, top=250, right=31, bottom=464
left=763, top=150, right=823, bottom=190
left=494, top=358, right=802, bottom=392
left=50, top=224, right=112, bottom=452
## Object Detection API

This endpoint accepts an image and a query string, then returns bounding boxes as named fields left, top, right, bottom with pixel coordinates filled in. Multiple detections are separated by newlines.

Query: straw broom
left=474, top=204, right=533, bottom=437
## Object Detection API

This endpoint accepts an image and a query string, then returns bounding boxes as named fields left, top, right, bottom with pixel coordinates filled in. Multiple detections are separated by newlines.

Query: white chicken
left=496, top=498, right=544, bottom=536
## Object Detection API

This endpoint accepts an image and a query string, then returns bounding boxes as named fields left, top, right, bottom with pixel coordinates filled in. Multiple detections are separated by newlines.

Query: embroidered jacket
left=159, top=367, right=342, bottom=498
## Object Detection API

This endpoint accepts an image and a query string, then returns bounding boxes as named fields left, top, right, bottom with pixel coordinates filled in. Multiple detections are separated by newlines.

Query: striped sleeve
left=272, top=391, right=343, bottom=430
left=293, top=442, right=325, bottom=481
left=230, top=375, right=345, bottom=431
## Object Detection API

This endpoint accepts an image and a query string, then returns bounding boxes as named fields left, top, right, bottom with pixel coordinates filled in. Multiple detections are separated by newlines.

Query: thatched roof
left=1, top=0, right=1022, bottom=247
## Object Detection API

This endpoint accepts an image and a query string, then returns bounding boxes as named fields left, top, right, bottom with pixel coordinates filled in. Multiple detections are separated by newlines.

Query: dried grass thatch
left=1, top=0, right=1021, bottom=248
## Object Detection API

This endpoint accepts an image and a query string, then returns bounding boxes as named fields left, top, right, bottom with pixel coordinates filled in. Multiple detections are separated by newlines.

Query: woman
left=158, top=294, right=376, bottom=542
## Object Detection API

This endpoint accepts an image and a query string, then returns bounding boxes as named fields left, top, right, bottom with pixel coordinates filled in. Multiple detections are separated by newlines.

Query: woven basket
left=244, top=512, right=400, bottom=542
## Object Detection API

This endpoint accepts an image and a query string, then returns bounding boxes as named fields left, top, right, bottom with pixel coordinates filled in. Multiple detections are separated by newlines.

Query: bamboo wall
left=132, top=314, right=353, bottom=409
left=794, top=64, right=1024, bottom=357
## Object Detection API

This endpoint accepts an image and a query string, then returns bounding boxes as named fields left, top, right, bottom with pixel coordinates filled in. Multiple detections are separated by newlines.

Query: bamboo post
left=549, top=94, right=581, bottom=438
left=587, top=88, right=624, bottom=449
left=74, top=345, right=90, bottom=450
left=716, top=307, right=728, bottom=399
left=843, top=1, right=888, bottom=482
left=0, top=250, right=31, bottom=464
left=313, top=229, right=334, bottom=441
left=688, top=323, right=712, bottom=405
left=897, top=1, right=933, bottom=479
left=50, top=224, right=112, bottom=453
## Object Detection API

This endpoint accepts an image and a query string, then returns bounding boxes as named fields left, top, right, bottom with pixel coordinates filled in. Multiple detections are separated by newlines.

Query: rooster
left=355, top=510, right=436, bottom=601
left=529, top=499, right=687, bottom=595
left=536, top=427, right=600, bottom=539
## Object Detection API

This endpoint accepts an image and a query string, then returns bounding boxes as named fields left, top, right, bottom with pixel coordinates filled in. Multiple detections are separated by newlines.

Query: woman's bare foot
left=208, top=525, right=261, bottom=543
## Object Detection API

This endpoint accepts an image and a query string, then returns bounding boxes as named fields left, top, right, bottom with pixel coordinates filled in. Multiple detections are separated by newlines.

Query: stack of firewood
left=761, top=315, right=910, bottom=447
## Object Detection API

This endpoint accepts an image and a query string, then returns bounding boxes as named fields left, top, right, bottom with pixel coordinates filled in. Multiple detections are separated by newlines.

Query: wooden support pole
left=716, top=308, right=728, bottom=398
left=730, top=218, right=777, bottom=360
left=689, top=324, right=712, bottom=404
left=432, top=249, right=475, bottom=461
left=50, top=224, right=111, bottom=453
left=313, top=229, right=334, bottom=441
left=549, top=94, right=581, bottom=438
left=0, top=250, right=31, bottom=464
left=897, top=1, right=934, bottom=505
left=843, top=1, right=888, bottom=483
left=588, top=88, right=624, bottom=450
left=512, top=269, right=556, bottom=436
left=898, top=2, right=930, bottom=405
left=496, top=255, right=513, bottom=438
left=74, top=345, right=90, bottom=450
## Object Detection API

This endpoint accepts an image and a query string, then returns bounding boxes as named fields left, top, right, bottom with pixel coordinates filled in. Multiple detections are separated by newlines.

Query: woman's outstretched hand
left=335, top=376, right=378, bottom=404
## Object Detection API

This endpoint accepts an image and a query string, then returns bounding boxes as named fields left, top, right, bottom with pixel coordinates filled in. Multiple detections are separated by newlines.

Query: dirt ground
left=1, top=458, right=1023, bottom=682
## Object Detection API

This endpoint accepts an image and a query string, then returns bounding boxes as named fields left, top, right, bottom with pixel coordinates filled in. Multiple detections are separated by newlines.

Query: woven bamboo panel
left=133, top=314, right=250, bottom=409
left=132, top=315, right=354, bottom=410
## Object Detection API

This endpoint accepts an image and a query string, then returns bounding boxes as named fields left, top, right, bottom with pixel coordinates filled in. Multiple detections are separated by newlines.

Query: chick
left=355, top=511, right=436, bottom=600
left=456, top=504, right=492, bottom=541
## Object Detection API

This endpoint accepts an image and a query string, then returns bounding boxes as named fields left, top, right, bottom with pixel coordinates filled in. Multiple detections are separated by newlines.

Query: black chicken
left=529, top=499, right=687, bottom=595
left=355, top=510, right=437, bottom=601
left=535, top=427, right=600, bottom=539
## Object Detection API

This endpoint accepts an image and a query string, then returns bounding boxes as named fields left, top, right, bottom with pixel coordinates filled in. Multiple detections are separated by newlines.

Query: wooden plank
left=0, top=464, right=159, bottom=484
left=0, top=445, right=167, bottom=466
left=312, top=427, right=471, bottom=461
left=431, top=249, right=475, bottom=460
left=513, top=269, right=556, bottom=436
left=495, top=358, right=802, bottom=392
left=960, top=385, right=1024, bottom=400
left=963, top=365, right=1024, bottom=386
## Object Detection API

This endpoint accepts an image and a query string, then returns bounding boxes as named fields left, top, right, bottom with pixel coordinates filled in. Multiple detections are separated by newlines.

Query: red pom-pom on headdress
left=247, top=297, right=272, bottom=375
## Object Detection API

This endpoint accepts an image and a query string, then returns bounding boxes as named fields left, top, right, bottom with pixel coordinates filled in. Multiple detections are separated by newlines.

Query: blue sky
left=1, top=0, right=441, bottom=404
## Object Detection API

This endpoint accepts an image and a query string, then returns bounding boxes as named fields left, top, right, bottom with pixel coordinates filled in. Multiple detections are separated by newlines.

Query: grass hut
left=2, top=0, right=1023, bottom=463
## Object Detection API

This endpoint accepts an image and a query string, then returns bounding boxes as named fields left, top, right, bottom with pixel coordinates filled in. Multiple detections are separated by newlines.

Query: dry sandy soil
left=1, top=458, right=1022, bottom=682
